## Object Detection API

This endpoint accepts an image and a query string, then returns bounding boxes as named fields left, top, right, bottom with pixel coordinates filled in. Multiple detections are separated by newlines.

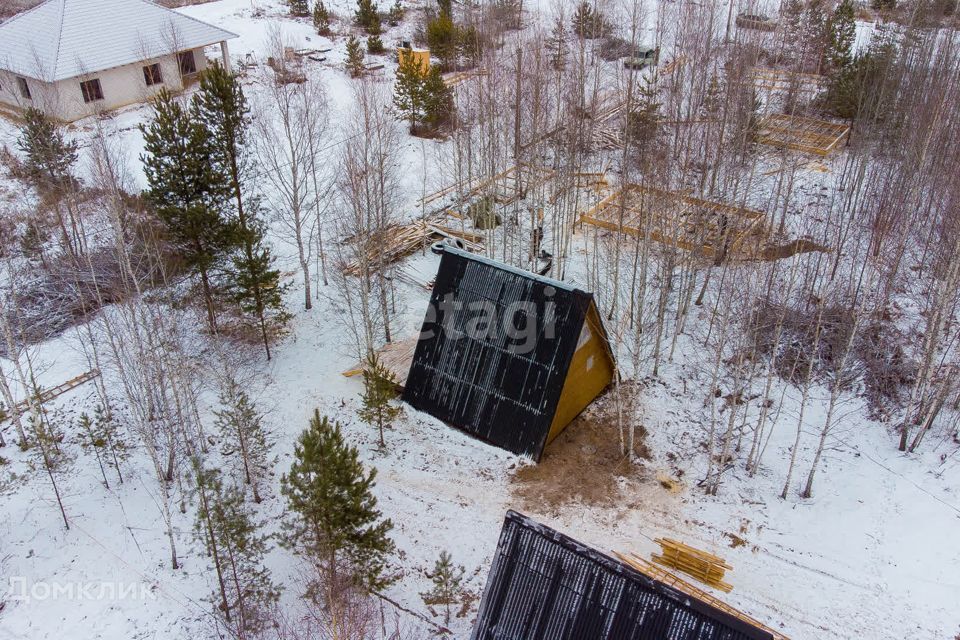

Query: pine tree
left=226, top=203, right=290, bottom=354
left=346, top=36, right=366, bottom=77
left=17, top=108, right=78, bottom=196
left=393, top=52, right=426, bottom=130
left=421, top=550, right=465, bottom=625
left=780, top=0, right=805, bottom=60
left=194, top=465, right=280, bottom=635
left=422, top=65, right=454, bottom=128
left=215, top=376, right=272, bottom=503
left=387, top=0, right=404, bottom=24
left=572, top=2, right=602, bottom=39
left=825, top=0, right=856, bottom=71
left=26, top=407, right=71, bottom=529
left=546, top=15, right=568, bottom=70
left=393, top=56, right=453, bottom=134
left=426, top=12, right=458, bottom=71
left=458, top=24, right=482, bottom=68
left=358, top=353, right=402, bottom=448
left=194, top=63, right=286, bottom=359
left=281, top=411, right=395, bottom=596
left=367, top=34, right=385, bottom=54
left=356, top=0, right=379, bottom=32
left=76, top=405, right=129, bottom=489
left=78, top=412, right=109, bottom=487
left=17, top=107, right=82, bottom=257
left=141, top=89, right=233, bottom=333
left=626, top=76, right=662, bottom=160
left=313, top=0, right=331, bottom=35
left=802, top=0, right=829, bottom=73
left=289, top=0, right=310, bottom=17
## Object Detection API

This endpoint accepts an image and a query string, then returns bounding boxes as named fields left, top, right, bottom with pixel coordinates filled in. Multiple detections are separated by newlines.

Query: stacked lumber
left=340, top=217, right=484, bottom=277
left=651, top=537, right=734, bottom=592
left=614, top=552, right=790, bottom=640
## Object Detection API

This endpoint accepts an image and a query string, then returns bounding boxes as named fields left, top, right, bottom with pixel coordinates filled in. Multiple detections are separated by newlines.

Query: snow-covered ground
left=0, top=1, right=958, bottom=640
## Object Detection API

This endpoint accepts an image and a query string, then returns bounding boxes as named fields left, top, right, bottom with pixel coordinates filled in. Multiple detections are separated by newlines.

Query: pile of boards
left=652, top=537, right=734, bottom=592
left=340, top=217, right=485, bottom=277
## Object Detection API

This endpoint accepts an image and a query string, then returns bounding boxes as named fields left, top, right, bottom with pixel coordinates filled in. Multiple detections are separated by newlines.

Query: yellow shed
left=397, top=46, right=431, bottom=74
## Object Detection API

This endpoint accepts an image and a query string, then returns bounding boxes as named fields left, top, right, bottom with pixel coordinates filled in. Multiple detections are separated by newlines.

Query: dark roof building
left=472, top=511, right=777, bottom=640
left=402, top=246, right=615, bottom=460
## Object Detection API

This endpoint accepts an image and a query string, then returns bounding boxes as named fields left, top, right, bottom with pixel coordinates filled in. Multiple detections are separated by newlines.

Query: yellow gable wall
left=545, top=302, right=616, bottom=445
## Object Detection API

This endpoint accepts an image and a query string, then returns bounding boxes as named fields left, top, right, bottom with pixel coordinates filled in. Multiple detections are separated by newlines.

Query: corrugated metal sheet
left=472, top=511, right=775, bottom=640
left=0, top=0, right=237, bottom=81
left=402, top=248, right=594, bottom=459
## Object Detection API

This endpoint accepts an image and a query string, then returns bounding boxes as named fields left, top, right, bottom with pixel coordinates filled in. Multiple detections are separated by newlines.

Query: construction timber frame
left=756, top=113, right=850, bottom=156
left=580, top=184, right=767, bottom=262
left=752, top=67, right=825, bottom=94
left=418, top=163, right=557, bottom=209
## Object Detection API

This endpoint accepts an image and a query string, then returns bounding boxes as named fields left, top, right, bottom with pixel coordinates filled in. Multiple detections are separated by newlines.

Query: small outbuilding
left=0, top=0, right=237, bottom=122
left=472, top=511, right=778, bottom=640
left=402, top=246, right=615, bottom=460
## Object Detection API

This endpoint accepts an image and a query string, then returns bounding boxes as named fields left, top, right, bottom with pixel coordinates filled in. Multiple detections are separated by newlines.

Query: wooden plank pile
left=614, top=552, right=790, bottom=640
left=341, top=217, right=485, bottom=278
left=756, top=113, right=849, bottom=156
left=651, top=537, right=734, bottom=592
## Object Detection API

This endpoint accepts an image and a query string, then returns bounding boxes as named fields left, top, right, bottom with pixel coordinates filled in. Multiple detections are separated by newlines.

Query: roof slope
left=402, top=247, right=595, bottom=459
left=0, top=0, right=237, bottom=81
left=472, top=511, right=776, bottom=640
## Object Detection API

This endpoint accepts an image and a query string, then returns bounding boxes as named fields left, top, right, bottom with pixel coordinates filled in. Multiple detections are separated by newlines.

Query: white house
left=0, top=0, right=238, bottom=122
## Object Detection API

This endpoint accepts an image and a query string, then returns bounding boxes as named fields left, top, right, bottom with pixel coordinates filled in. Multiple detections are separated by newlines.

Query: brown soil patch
left=511, top=392, right=651, bottom=511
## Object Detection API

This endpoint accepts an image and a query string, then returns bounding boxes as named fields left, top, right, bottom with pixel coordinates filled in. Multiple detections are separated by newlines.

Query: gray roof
left=0, top=0, right=237, bottom=82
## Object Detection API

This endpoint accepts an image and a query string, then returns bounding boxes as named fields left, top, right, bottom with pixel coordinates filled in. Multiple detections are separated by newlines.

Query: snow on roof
left=0, top=0, right=238, bottom=82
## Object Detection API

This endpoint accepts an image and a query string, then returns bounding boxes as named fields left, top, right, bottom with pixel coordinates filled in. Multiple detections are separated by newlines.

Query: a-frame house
left=402, top=246, right=615, bottom=460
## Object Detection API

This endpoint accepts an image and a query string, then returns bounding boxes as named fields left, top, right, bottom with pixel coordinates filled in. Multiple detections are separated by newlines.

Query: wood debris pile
left=340, top=217, right=485, bottom=278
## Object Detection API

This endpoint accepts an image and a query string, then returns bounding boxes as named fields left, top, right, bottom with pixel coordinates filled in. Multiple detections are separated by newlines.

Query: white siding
left=0, top=46, right=212, bottom=122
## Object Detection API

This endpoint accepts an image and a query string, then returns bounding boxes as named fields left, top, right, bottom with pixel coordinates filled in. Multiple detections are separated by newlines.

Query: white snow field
left=0, top=1, right=958, bottom=639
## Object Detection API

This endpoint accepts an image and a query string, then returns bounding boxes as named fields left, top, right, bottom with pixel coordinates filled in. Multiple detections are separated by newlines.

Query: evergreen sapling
left=281, top=411, right=395, bottom=598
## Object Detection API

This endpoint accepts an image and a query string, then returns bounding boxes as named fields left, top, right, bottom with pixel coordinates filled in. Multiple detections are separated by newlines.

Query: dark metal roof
left=471, top=511, right=776, bottom=640
left=402, top=248, right=594, bottom=459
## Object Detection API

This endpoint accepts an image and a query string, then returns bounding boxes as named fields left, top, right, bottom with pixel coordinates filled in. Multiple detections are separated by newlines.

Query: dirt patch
left=511, top=391, right=651, bottom=511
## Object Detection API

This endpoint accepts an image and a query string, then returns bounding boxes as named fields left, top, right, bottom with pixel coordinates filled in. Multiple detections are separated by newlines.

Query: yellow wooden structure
left=397, top=47, right=430, bottom=74
left=652, top=537, right=734, bottom=592
left=546, top=303, right=616, bottom=444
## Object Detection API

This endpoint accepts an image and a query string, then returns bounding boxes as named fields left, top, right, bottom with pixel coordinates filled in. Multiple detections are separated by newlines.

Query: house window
left=80, top=78, right=104, bottom=103
left=178, top=51, right=197, bottom=76
left=17, top=77, right=31, bottom=100
left=143, top=63, right=163, bottom=86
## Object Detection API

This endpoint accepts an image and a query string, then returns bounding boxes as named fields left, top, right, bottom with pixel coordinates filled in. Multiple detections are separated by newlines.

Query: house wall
left=0, top=45, right=211, bottom=122
left=545, top=302, right=616, bottom=445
